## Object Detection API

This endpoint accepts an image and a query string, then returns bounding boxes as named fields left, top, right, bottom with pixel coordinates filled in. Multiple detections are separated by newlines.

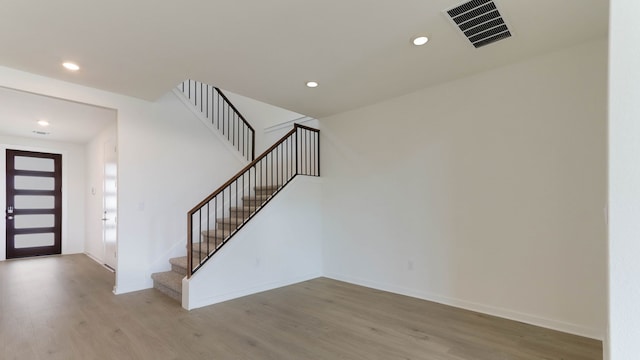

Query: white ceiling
left=0, top=86, right=116, bottom=144
left=0, top=0, right=608, bottom=119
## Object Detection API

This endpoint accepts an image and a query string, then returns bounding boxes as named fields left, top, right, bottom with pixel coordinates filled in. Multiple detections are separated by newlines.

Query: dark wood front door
left=5, top=149, right=62, bottom=259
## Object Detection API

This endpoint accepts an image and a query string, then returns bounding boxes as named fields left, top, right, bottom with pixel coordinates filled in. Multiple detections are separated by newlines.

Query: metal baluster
left=312, top=131, right=315, bottom=175
left=304, top=130, right=311, bottom=175
left=280, top=142, right=283, bottom=186
left=221, top=190, right=225, bottom=246
left=213, top=195, right=218, bottom=249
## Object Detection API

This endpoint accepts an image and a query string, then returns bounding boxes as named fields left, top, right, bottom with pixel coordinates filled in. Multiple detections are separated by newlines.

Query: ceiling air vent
left=445, top=0, right=512, bottom=48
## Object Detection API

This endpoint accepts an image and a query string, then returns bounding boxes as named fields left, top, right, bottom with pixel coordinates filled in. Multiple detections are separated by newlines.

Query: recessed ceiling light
left=37, top=120, right=50, bottom=127
left=306, top=81, right=318, bottom=88
left=412, top=36, right=429, bottom=46
left=62, top=62, right=80, bottom=71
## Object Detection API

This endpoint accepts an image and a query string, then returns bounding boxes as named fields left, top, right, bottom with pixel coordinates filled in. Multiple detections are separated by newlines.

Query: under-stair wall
left=142, top=90, right=249, bottom=283
left=183, top=175, right=323, bottom=310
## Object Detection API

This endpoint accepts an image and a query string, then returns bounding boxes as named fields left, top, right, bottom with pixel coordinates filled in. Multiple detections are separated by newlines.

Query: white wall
left=320, top=39, right=607, bottom=339
left=0, top=135, right=86, bottom=260
left=0, top=66, right=245, bottom=293
left=122, top=90, right=247, bottom=289
left=608, top=0, right=640, bottom=358
left=224, top=90, right=305, bottom=153
left=84, top=122, right=117, bottom=262
left=263, top=117, right=320, bottom=149
left=185, top=176, right=323, bottom=309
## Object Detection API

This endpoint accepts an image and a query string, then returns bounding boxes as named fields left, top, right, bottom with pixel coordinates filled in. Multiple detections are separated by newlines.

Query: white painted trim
left=323, top=272, right=604, bottom=341
left=172, top=88, right=250, bottom=165
left=84, top=252, right=115, bottom=272
left=264, top=116, right=316, bottom=134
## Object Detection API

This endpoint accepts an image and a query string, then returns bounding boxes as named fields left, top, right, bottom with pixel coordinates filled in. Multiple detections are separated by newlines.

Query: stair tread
left=242, top=194, right=270, bottom=200
left=169, top=256, right=188, bottom=269
left=230, top=205, right=259, bottom=211
left=191, top=240, right=225, bottom=254
left=151, top=271, right=183, bottom=293
left=254, top=184, right=281, bottom=191
left=216, top=216, right=246, bottom=221
left=201, top=229, right=235, bottom=237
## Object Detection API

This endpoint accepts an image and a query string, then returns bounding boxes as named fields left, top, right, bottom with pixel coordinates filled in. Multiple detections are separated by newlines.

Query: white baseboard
left=323, top=272, right=604, bottom=341
left=113, top=276, right=153, bottom=295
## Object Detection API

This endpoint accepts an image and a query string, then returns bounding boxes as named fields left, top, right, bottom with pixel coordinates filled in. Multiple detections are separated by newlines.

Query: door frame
left=1, top=144, right=67, bottom=261
left=6, top=149, right=62, bottom=258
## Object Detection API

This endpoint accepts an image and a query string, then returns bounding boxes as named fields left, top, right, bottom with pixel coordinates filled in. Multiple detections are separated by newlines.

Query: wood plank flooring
left=0, top=255, right=602, bottom=359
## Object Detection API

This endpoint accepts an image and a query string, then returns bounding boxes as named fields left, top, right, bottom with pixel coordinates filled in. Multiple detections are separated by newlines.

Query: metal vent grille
left=446, top=0, right=511, bottom=48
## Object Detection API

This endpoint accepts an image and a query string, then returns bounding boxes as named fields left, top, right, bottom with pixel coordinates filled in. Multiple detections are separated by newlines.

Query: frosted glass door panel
left=14, top=195, right=55, bottom=209
left=14, top=176, right=55, bottom=190
left=14, top=214, right=55, bottom=229
left=14, top=233, right=55, bottom=248
left=14, top=156, right=54, bottom=171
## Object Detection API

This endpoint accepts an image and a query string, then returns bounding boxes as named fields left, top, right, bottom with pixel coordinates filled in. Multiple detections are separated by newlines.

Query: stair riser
left=200, top=230, right=234, bottom=241
left=153, top=281, right=181, bottom=302
left=201, top=235, right=227, bottom=243
left=254, top=189, right=277, bottom=196
left=216, top=221, right=244, bottom=229
left=229, top=209, right=257, bottom=217
left=242, top=195, right=270, bottom=201
left=192, top=241, right=225, bottom=257
left=229, top=212, right=253, bottom=219
left=242, top=199, right=268, bottom=206
left=171, top=264, right=187, bottom=276
left=216, top=217, right=246, bottom=224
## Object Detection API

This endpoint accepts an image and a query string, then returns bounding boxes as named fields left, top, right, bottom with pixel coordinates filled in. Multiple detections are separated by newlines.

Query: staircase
left=151, top=184, right=279, bottom=302
left=178, top=79, right=255, bottom=161
left=151, top=257, right=187, bottom=301
left=151, top=81, right=319, bottom=305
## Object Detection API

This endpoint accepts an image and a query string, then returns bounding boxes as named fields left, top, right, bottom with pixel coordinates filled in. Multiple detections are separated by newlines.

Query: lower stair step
left=151, top=271, right=183, bottom=302
left=230, top=205, right=259, bottom=217
left=254, top=184, right=281, bottom=195
left=201, top=229, right=235, bottom=241
left=242, top=194, right=270, bottom=204
left=216, top=216, right=246, bottom=226
left=191, top=240, right=226, bottom=265
left=169, top=256, right=188, bottom=276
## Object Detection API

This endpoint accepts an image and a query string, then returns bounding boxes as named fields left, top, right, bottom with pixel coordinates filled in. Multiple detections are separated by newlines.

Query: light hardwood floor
left=0, top=255, right=602, bottom=359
